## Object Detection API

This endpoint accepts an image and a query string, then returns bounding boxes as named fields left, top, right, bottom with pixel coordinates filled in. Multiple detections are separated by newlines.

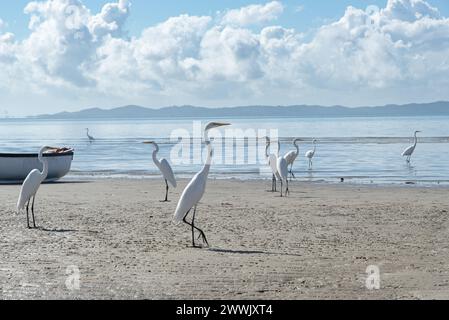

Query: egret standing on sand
left=143, top=141, right=177, bottom=202
left=305, top=139, right=317, bottom=170
left=17, top=146, right=57, bottom=229
left=402, top=131, right=421, bottom=163
left=86, top=128, right=95, bottom=143
left=283, top=138, right=301, bottom=180
left=174, top=122, right=230, bottom=248
left=265, top=137, right=281, bottom=192
left=277, top=153, right=290, bottom=197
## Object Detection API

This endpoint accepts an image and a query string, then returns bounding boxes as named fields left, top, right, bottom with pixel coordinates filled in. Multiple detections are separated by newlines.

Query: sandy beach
left=1, top=178, right=449, bottom=300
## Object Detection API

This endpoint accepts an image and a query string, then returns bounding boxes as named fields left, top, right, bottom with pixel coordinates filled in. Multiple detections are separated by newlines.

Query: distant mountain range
left=33, top=101, right=449, bottom=119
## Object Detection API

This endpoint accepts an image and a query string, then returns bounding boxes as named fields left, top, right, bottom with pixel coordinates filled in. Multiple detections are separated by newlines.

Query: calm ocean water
left=1, top=116, right=449, bottom=185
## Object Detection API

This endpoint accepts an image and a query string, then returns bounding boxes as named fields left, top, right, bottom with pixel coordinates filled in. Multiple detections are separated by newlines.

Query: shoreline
left=1, top=179, right=449, bottom=299
left=63, top=175, right=449, bottom=189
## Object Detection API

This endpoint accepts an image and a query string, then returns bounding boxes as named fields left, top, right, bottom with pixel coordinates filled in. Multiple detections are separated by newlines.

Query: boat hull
left=0, top=150, right=74, bottom=184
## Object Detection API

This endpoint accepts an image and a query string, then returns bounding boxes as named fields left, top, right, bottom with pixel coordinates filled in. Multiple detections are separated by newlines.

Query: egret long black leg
left=286, top=180, right=290, bottom=196
left=192, top=207, right=209, bottom=247
left=280, top=181, right=283, bottom=197
left=31, top=196, right=37, bottom=228
left=26, top=199, right=30, bottom=229
left=290, top=164, right=296, bottom=181
left=183, top=207, right=209, bottom=248
left=163, top=180, right=169, bottom=202
left=182, top=210, right=195, bottom=247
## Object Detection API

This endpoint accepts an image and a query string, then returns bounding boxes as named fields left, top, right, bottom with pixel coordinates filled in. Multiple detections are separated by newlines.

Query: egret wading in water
left=305, top=139, right=317, bottom=170
left=174, top=122, right=231, bottom=248
left=17, top=146, right=57, bottom=229
left=402, top=131, right=421, bottom=163
left=283, top=138, right=301, bottom=180
left=264, top=137, right=281, bottom=192
left=277, top=152, right=290, bottom=197
left=86, top=128, right=95, bottom=143
left=143, top=141, right=177, bottom=202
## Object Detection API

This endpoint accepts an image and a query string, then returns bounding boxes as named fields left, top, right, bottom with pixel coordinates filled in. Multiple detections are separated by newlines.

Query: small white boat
left=0, top=148, right=74, bottom=184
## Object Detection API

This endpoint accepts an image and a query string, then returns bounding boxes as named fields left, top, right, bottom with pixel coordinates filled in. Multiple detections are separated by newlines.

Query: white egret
left=305, top=139, right=317, bottom=170
left=17, top=146, right=57, bottom=229
left=86, top=128, right=95, bottom=143
left=143, top=141, right=177, bottom=202
left=265, top=137, right=281, bottom=192
left=174, top=122, right=231, bottom=248
left=402, top=131, right=421, bottom=163
left=283, top=138, right=301, bottom=180
left=277, top=154, right=290, bottom=197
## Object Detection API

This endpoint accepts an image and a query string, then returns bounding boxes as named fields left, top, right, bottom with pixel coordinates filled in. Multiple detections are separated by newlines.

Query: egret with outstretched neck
left=174, top=122, right=231, bottom=248
left=265, top=137, right=281, bottom=192
left=283, top=138, right=301, bottom=180
left=17, top=146, right=57, bottom=229
left=86, top=128, right=95, bottom=143
left=305, top=139, right=317, bottom=170
left=402, top=131, right=421, bottom=163
left=143, top=141, right=177, bottom=202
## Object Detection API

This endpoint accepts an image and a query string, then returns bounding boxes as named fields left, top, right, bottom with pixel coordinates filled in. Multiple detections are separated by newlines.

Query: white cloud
left=2, top=0, right=449, bottom=115
left=221, top=1, right=284, bottom=27
left=383, top=0, right=440, bottom=21
left=0, top=32, right=16, bottom=66
left=299, top=1, right=449, bottom=91
left=88, top=0, right=130, bottom=40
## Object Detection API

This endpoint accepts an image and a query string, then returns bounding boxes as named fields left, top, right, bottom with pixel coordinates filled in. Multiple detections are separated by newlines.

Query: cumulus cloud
left=0, top=32, right=16, bottom=64
left=88, top=0, right=130, bottom=40
left=383, top=0, right=440, bottom=21
left=2, top=0, right=449, bottom=114
left=221, top=1, right=284, bottom=26
left=300, top=0, right=449, bottom=91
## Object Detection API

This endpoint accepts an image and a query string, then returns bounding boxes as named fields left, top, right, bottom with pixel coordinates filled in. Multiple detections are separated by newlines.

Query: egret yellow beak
left=142, top=141, right=155, bottom=144
left=205, top=122, right=231, bottom=131
left=215, top=122, right=231, bottom=127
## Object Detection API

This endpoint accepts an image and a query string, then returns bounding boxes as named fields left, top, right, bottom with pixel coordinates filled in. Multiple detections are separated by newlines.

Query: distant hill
left=33, top=101, right=449, bottom=119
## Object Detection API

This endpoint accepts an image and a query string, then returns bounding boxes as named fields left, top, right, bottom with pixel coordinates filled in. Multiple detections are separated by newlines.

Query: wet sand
left=0, top=179, right=449, bottom=300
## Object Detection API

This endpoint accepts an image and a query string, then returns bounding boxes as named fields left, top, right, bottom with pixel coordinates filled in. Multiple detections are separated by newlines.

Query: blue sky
left=1, top=0, right=449, bottom=115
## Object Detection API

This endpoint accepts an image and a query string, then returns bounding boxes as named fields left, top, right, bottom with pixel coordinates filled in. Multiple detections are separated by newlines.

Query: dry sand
left=1, top=178, right=449, bottom=300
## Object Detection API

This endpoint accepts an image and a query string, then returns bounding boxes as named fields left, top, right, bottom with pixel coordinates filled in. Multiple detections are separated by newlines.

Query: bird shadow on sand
left=38, top=227, right=78, bottom=233
left=208, top=247, right=301, bottom=258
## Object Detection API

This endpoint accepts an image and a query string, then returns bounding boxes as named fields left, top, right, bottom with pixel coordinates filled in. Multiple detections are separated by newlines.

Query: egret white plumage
left=402, top=131, right=421, bottom=163
left=277, top=153, right=290, bottom=197
left=86, top=128, right=95, bottom=143
left=264, top=137, right=281, bottom=192
left=143, top=141, right=177, bottom=202
left=174, top=122, right=231, bottom=248
left=305, top=139, right=317, bottom=169
left=17, top=146, right=57, bottom=229
left=283, top=138, right=301, bottom=180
